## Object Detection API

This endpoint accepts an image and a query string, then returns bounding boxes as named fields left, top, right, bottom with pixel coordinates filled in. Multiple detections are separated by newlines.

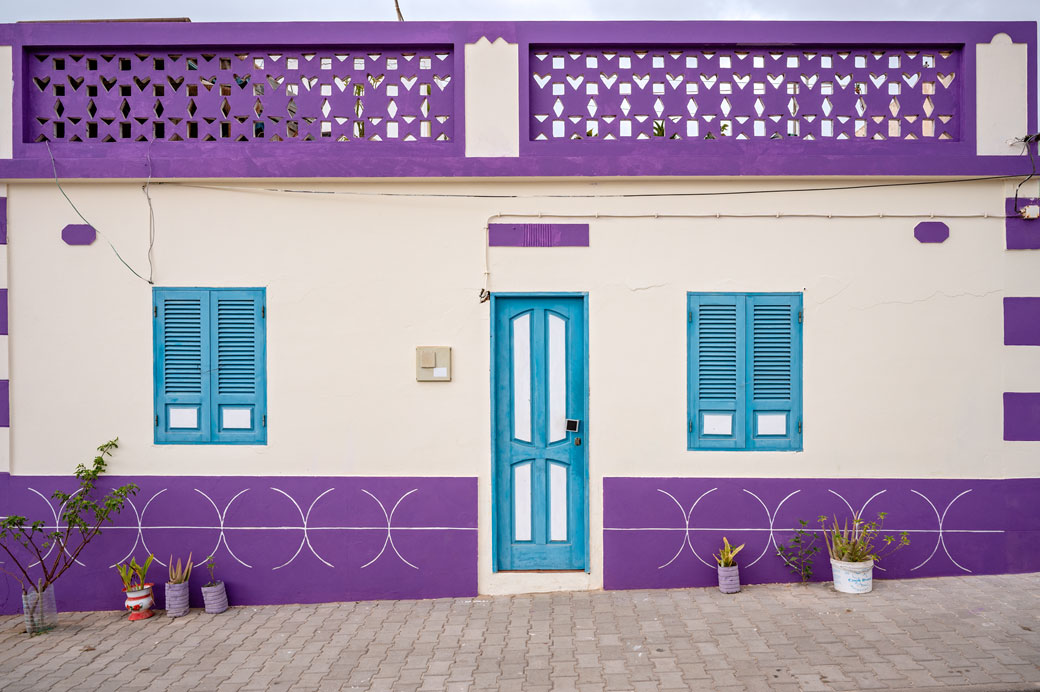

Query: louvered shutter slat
left=689, top=295, right=746, bottom=449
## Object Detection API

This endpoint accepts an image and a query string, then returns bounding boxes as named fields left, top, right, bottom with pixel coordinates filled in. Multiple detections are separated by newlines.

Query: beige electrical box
left=416, top=346, right=452, bottom=381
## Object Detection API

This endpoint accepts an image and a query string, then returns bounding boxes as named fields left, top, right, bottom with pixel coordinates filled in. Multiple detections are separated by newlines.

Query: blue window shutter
left=747, top=294, right=802, bottom=450
left=154, top=288, right=210, bottom=443
left=689, top=294, right=746, bottom=449
left=209, top=289, right=266, bottom=444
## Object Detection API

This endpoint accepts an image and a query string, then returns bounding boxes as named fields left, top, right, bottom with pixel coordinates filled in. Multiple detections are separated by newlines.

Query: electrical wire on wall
left=1012, top=134, right=1040, bottom=213
left=159, top=171, right=1034, bottom=303
left=45, top=142, right=154, bottom=285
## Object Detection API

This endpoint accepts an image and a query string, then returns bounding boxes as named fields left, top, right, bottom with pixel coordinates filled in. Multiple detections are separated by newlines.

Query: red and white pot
left=123, top=583, right=156, bottom=621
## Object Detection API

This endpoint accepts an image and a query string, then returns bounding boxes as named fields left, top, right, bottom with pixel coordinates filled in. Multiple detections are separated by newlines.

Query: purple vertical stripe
left=1004, top=392, right=1040, bottom=440
left=0, top=198, right=6, bottom=245
left=1004, top=297, right=1040, bottom=346
left=0, top=380, right=8, bottom=427
left=0, top=288, right=7, bottom=336
left=488, top=223, right=590, bottom=247
left=1006, top=198, right=1040, bottom=250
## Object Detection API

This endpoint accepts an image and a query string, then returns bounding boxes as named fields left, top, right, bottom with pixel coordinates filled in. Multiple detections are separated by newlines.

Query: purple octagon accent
left=913, top=221, right=949, bottom=243
left=61, top=224, right=96, bottom=245
left=489, top=223, right=590, bottom=247
left=1006, top=198, right=1040, bottom=250
left=603, top=476, right=1040, bottom=591
left=1004, top=393, right=1040, bottom=441
left=0, top=474, right=477, bottom=614
left=1004, top=297, right=1040, bottom=346
left=0, top=21, right=1033, bottom=179
left=0, top=197, right=6, bottom=244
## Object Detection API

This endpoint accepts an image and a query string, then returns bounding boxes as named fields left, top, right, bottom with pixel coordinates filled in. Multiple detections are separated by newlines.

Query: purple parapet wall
left=913, top=221, right=949, bottom=243
left=0, top=474, right=477, bottom=615
left=488, top=223, right=589, bottom=247
left=1004, top=393, right=1040, bottom=441
left=1004, top=297, right=1040, bottom=346
left=1006, top=198, right=1040, bottom=249
left=529, top=46, right=960, bottom=143
left=0, top=21, right=1033, bottom=178
left=26, top=47, right=455, bottom=145
left=603, top=477, right=1040, bottom=591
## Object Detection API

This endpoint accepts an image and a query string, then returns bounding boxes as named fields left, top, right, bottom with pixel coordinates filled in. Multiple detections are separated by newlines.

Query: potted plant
left=820, top=512, right=910, bottom=594
left=166, top=553, right=192, bottom=618
left=776, top=519, right=823, bottom=583
left=115, top=554, right=156, bottom=620
left=713, top=537, right=745, bottom=593
left=201, top=556, right=228, bottom=614
left=0, top=439, right=138, bottom=635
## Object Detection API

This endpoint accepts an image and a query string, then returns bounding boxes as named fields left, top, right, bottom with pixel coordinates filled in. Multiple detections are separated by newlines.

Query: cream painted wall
left=976, top=33, right=1030, bottom=156
left=464, top=38, right=520, bottom=158
left=6, top=177, right=1037, bottom=593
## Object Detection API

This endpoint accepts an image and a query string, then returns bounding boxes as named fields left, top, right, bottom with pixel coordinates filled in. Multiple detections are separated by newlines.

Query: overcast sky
left=0, top=0, right=1037, bottom=24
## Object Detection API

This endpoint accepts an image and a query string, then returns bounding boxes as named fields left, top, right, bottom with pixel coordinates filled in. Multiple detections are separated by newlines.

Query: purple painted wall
left=0, top=474, right=477, bottom=615
left=1004, top=297, right=1040, bottom=346
left=1004, top=393, right=1040, bottom=441
left=603, top=477, right=1040, bottom=591
left=488, top=223, right=589, bottom=247
left=0, top=20, right=1032, bottom=179
left=1006, top=197, right=1040, bottom=250
left=0, top=197, right=6, bottom=244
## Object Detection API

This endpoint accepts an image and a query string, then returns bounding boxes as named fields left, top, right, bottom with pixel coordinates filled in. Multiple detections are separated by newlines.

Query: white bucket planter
left=831, top=559, right=873, bottom=594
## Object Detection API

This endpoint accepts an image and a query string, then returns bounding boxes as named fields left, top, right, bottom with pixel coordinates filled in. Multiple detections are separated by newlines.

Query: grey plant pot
left=201, top=581, right=228, bottom=614
left=717, top=565, right=741, bottom=594
left=165, top=581, right=190, bottom=617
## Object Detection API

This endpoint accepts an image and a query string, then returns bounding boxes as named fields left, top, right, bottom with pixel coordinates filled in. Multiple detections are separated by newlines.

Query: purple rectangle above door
left=488, top=223, right=589, bottom=247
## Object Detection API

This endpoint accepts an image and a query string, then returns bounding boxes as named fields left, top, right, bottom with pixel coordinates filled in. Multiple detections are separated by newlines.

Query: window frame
left=687, top=291, right=803, bottom=452
left=153, top=286, right=267, bottom=445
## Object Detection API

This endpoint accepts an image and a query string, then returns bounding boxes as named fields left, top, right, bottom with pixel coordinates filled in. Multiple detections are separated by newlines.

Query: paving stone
left=1, top=573, right=1039, bottom=691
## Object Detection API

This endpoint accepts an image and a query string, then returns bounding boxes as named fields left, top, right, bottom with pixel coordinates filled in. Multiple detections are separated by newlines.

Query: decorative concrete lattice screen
left=529, top=47, right=960, bottom=142
left=26, top=49, right=454, bottom=143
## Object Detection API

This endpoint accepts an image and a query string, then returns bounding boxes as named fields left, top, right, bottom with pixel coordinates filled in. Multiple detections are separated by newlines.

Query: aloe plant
left=713, top=537, right=745, bottom=567
left=169, top=554, right=193, bottom=584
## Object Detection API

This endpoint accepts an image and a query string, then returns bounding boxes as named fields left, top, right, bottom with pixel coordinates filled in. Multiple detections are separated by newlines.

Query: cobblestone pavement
left=0, top=574, right=1039, bottom=691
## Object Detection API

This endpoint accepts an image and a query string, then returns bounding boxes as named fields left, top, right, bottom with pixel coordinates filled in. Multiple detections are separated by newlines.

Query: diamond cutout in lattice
left=529, top=46, right=960, bottom=143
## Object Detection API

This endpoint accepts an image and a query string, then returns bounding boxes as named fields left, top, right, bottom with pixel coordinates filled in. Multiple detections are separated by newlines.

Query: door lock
left=574, top=437, right=582, bottom=446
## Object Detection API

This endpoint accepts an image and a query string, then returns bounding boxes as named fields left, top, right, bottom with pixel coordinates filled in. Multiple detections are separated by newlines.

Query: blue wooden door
left=493, top=296, right=587, bottom=571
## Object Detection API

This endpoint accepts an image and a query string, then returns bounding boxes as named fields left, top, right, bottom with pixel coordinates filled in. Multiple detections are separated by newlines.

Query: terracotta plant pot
left=201, top=581, right=228, bottom=614
left=124, top=583, right=155, bottom=621
left=165, top=581, right=190, bottom=617
left=22, top=585, right=58, bottom=635
left=717, top=565, right=741, bottom=594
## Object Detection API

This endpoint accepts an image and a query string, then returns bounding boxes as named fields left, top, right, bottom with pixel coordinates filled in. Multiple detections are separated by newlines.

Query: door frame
left=489, top=292, right=590, bottom=573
